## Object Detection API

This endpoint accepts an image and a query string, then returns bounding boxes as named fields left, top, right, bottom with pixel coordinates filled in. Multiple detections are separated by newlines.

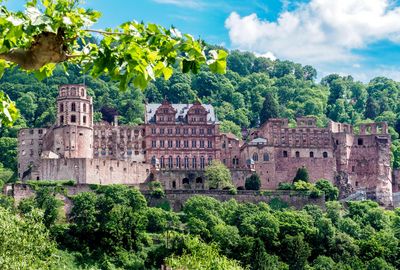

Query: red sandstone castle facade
left=18, top=84, right=393, bottom=205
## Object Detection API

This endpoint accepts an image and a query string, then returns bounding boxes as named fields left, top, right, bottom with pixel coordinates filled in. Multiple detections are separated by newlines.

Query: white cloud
left=153, top=0, right=205, bottom=9
left=225, top=0, right=400, bottom=66
left=255, top=51, right=277, bottom=60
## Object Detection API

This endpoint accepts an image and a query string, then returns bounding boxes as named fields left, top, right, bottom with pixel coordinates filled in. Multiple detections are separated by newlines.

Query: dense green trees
left=204, top=160, right=233, bottom=189
left=1, top=184, right=400, bottom=269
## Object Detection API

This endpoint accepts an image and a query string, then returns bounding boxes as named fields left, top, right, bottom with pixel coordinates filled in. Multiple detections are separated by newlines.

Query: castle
left=18, top=84, right=393, bottom=205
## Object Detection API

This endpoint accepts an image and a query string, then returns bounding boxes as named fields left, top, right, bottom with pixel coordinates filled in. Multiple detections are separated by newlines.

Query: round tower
left=54, top=84, right=93, bottom=158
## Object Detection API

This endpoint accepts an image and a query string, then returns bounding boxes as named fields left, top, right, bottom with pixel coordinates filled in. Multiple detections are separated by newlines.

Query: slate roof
left=145, top=103, right=218, bottom=124
left=249, top=137, right=267, bottom=144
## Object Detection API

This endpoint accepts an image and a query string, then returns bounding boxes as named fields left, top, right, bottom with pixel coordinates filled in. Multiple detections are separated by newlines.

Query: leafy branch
left=0, top=0, right=228, bottom=126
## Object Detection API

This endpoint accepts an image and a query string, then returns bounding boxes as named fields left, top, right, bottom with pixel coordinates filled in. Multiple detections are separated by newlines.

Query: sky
left=7, top=0, right=400, bottom=82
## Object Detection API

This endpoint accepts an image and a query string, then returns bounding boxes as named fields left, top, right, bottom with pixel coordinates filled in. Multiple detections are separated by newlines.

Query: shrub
left=293, top=167, right=309, bottom=183
left=149, top=181, right=165, bottom=198
left=269, top=198, right=289, bottom=210
left=278, top=182, right=293, bottom=190
left=228, top=186, right=238, bottom=195
left=293, top=180, right=314, bottom=191
left=315, top=179, right=339, bottom=201
left=245, top=173, right=261, bottom=190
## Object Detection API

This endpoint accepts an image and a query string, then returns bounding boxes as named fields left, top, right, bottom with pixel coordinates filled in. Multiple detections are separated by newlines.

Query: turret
left=53, top=84, right=93, bottom=158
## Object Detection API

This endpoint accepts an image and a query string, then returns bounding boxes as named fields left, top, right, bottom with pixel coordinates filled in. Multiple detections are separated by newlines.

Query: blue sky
left=7, top=0, right=400, bottom=82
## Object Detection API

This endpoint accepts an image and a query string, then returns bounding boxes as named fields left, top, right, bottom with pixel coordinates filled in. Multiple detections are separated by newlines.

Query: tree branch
left=85, top=29, right=127, bottom=36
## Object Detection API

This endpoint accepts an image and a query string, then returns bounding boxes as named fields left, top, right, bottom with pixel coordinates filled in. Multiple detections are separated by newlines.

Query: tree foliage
left=205, top=160, right=233, bottom=189
left=245, top=173, right=261, bottom=190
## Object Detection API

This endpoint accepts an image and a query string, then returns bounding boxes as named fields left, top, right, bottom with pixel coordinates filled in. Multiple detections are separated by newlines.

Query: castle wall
left=93, top=125, right=145, bottom=162
left=155, top=169, right=252, bottom=190
left=40, top=158, right=87, bottom=182
left=18, top=128, right=47, bottom=180
left=146, top=190, right=325, bottom=211
left=83, top=159, right=151, bottom=185
left=39, top=158, right=151, bottom=185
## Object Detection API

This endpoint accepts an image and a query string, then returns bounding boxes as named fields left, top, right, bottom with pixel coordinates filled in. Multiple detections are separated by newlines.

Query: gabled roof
left=145, top=103, right=218, bottom=124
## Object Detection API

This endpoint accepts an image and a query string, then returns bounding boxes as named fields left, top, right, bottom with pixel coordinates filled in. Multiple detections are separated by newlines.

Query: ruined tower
left=53, top=84, right=93, bottom=158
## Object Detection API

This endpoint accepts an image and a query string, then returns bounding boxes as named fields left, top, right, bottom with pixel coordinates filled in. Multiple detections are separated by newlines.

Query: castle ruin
left=18, top=84, right=393, bottom=205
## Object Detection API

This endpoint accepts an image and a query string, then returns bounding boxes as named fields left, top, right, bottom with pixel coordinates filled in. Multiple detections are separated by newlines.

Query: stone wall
left=145, top=189, right=325, bottom=211
left=393, top=169, right=400, bottom=192
left=39, top=158, right=151, bottom=185
left=7, top=184, right=324, bottom=213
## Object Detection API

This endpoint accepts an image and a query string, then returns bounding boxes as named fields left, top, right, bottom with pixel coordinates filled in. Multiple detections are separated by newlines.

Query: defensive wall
left=5, top=183, right=325, bottom=213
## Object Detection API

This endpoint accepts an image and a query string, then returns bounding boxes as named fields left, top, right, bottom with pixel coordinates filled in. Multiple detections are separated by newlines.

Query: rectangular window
left=200, top=140, right=205, bottom=148
left=160, top=128, right=164, bottom=134
left=167, top=128, right=173, bottom=134
left=192, top=128, right=196, bottom=135
left=151, top=140, right=156, bottom=147
left=192, top=140, right=197, bottom=148
left=168, top=140, right=173, bottom=148
left=200, top=129, right=204, bottom=135
left=208, top=141, right=213, bottom=148
left=151, top=128, right=156, bottom=134
left=184, top=140, right=189, bottom=148
left=176, top=128, right=180, bottom=134
left=207, top=128, right=212, bottom=134
left=183, top=128, right=188, bottom=135
left=160, top=140, right=165, bottom=148
left=176, top=140, right=181, bottom=148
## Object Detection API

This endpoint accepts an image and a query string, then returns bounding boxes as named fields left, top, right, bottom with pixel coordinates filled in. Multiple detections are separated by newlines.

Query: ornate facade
left=18, top=84, right=393, bottom=205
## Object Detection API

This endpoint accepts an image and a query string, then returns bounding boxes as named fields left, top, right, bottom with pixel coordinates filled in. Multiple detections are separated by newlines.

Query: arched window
left=83, top=103, right=87, bottom=112
left=196, top=177, right=203, bottom=184
left=184, top=156, right=189, bottom=169
left=71, top=103, right=76, bottom=112
left=81, top=89, right=85, bottom=96
left=182, top=178, right=189, bottom=185
left=253, top=153, right=258, bottom=161
left=295, top=151, right=300, bottom=158
left=70, top=115, right=76, bottom=123
left=310, top=151, right=314, bottom=158
left=323, top=152, right=328, bottom=158
left=200, top=156, right=205, bottom=169
left=176, top=156, right=181, bottom=168
left=263, top=153, right=269, bottom=161
left=168, top=156, right=173, bottom=168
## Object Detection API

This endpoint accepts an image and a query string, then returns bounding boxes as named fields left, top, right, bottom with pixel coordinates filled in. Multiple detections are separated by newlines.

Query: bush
left=278, top=182, right=293, bottom=190
left=268, top=198, right=289, bottom=210
left=149, top=180, right=165, bottom=198
left=315, top=179, right=339, bottom=201
left=293, top=167, right=309, bottom=183
left=228, top=187, right=238, bottom=195
left=245, top=173, right=261, bottom=190
left=293, top=180, right=314, bottom=191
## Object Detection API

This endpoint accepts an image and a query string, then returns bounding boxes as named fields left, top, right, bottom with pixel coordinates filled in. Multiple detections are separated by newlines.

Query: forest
left=0, top=50, right=400, bottom=269
left=0, top=50, right=400, bottom=182
left=0, top=183, right=399, bottom=270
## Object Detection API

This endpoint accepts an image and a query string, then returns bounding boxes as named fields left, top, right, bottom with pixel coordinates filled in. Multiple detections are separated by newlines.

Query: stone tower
left=53, top=84, right=93, bottom=158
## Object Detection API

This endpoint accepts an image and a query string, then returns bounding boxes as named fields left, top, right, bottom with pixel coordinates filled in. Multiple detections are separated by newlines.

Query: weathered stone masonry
left=17, top=84, right=393, bottom=205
